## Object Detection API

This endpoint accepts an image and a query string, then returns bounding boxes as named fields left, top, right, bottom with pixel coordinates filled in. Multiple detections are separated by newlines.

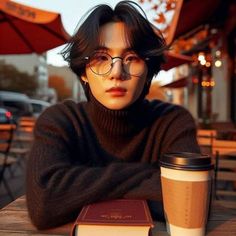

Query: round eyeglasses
left=85, top=52, right=149, bottom=76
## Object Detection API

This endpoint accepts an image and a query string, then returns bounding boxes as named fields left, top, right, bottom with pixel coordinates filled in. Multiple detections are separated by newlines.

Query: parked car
left=29, top=99, right=51, bottom=117
left=0, top=107, right=14, bottom=124
left=0, top=91, right=33, bottom=122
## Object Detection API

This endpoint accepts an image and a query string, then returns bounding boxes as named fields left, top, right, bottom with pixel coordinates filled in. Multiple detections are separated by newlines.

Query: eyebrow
left=95, top=46, right=135, bottom=53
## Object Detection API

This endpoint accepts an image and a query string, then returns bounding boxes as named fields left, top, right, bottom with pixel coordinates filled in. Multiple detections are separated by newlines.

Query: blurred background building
left=0, top=54, right=86, bottom=103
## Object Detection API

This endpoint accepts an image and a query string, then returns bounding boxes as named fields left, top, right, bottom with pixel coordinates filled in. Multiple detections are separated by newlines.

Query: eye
left=93, top=52, right=109, bottom=62
left=124, top=53, right=141, bottom=63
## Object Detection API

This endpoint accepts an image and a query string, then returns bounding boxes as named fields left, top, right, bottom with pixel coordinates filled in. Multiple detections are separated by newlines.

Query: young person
left=26, top=1, right=200, bottom=229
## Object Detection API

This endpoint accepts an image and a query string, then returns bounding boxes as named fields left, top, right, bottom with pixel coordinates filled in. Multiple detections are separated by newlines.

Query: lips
left=106, top=87, right=127, bottom=96
left=106, top=87, right=126, bottom=92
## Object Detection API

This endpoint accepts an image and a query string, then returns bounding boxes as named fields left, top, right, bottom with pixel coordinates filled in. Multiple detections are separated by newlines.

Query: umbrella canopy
left=0, top=0, right=70, bottom=54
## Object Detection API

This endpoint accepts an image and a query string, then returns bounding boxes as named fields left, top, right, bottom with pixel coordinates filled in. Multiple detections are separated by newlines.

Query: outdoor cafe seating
left=0, top=124, right=17, bottom=200
left=212, top=139, right=236, bottom=209
left=197, top=129, right=217, bottom=154
left=9, top=116, right=36, bottom=164
left=0, top=117, right=36, bottom=201
left=197, top=128, right=236, bottom=209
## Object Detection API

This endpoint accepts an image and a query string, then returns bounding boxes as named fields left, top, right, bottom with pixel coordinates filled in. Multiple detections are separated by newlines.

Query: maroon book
left=71, top=199, right=154, bottom=236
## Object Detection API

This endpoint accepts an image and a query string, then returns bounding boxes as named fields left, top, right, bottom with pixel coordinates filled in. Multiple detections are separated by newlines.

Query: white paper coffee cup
left=159, top=152, right=213, bottom=236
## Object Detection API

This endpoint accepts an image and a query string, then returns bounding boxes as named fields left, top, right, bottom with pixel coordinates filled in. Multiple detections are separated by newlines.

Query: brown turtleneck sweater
left=26, top=95, right=200, bottom=229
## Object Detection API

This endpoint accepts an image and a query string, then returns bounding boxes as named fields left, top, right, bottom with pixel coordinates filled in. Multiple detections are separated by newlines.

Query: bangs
left=113, top=3, right=166, bottom=58
left=97, top=22, right=132, bottom=50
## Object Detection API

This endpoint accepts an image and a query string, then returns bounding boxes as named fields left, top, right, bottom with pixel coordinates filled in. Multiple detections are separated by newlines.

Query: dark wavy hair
left=61, top=1, right=167, bottom=99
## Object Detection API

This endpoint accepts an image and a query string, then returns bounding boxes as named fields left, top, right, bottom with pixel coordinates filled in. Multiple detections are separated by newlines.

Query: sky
left=14, top=0, right=142, bottom=67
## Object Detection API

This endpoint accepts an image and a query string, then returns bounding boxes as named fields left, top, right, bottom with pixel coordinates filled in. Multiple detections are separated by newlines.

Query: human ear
left=81, top=75, right=88, bottom=83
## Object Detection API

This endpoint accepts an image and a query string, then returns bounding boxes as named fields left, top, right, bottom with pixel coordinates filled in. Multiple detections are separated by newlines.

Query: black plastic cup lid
left=159, top=152, right=214, bottom=171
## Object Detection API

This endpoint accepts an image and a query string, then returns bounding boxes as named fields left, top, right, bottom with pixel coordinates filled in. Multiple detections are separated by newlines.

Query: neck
left=87, top=92, right=149, bottom=136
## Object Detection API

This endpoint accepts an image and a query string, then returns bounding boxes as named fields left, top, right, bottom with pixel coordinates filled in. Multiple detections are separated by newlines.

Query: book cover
left=71, top=199, right=154, bottom=236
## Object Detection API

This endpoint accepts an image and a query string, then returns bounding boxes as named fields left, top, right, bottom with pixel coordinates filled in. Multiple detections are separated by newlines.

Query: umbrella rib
left=0, top=18, right=6, bottom=23
left=4, top=13, right=35, bottom=52
left=0, top=12, right=6, bottom=23
left=40, top=24, right=69, bottom=42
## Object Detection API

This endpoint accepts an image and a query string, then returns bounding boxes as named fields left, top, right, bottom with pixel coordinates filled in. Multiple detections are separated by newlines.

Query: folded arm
left=26, top=108, right=160, bottom=229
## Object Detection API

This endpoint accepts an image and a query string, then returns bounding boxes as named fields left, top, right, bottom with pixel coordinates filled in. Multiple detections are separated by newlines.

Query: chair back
left=17, top=116, right=36, bottom=133
left=197, top=129, right=217, bottom=146
left=212, top=139, right=236, bottom=209
left=0, top=124, right=16, bottom=154
left=212, top=139, right=236, bottom=155
left=0, top=124, right=16, bottom=178
left=197, top=129, right=217, bottom=155
left=10, top=116, right=36, bottom=156
left=0, top=124, right=17, bottom=200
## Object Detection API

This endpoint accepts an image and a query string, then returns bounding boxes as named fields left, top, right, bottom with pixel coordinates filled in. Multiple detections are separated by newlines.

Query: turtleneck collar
left=86, top=91, right=150, bottom=137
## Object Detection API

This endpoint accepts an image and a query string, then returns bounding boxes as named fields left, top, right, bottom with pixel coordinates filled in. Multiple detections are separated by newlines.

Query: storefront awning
left=174, top=0, right=222, bottom=39
left=161, top=77, right=188, bottom=89
left=161, top=52, right=193, bottom=71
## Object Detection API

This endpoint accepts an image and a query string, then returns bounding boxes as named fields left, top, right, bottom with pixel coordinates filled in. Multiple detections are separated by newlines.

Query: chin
left=104, top=101, right=131, bottom=110
left=106, top=105, right=128, bottom=110
left=99, top=95, right=136, bottom=110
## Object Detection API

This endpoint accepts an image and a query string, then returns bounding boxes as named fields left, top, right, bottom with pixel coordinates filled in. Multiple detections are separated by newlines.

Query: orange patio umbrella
left=0, top=0, right=70, bottom=54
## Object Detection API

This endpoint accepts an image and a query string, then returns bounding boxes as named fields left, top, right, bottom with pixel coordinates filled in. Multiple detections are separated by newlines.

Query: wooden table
left=0, top=196, right=235, bottom=235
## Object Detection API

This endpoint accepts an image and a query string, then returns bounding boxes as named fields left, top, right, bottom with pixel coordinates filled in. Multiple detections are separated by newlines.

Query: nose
left=109, top=58, right=125, bottom=80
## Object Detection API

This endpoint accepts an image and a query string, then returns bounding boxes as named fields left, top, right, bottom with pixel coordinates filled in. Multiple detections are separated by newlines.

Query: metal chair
left=212, top=139, right=236, bottom=209
left=0, top=124, right=17, bottom=200
left=197, top=129, right=217, bottom=155
left=10, top=116, right=36, bottom=164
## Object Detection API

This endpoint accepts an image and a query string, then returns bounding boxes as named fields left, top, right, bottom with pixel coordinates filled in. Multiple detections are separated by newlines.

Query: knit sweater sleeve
left=159, top=105, right=200, bottom=154
left=122, top=104, right=200, bottom=221
left=26, top=103, right=158, bottom=230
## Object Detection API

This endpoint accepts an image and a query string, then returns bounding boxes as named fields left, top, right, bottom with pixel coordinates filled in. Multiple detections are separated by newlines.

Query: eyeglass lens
left=88, top=52, right=146, bottom=76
